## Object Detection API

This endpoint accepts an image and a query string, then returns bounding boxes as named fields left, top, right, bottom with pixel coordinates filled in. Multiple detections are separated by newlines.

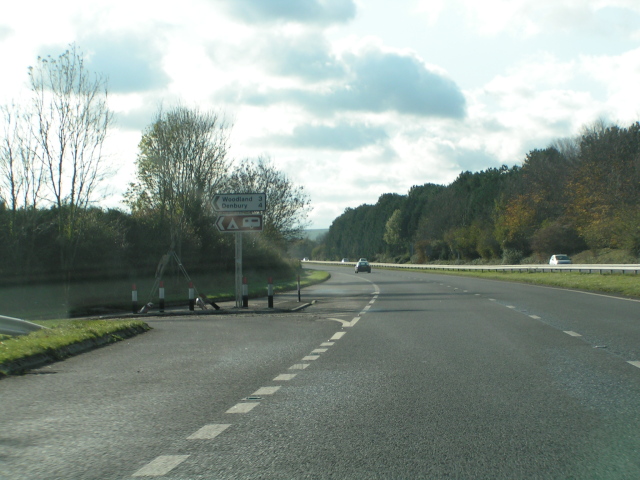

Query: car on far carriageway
left=549, top=254, right=572, bottom=265
left=355, top=260, right=371, bottom=273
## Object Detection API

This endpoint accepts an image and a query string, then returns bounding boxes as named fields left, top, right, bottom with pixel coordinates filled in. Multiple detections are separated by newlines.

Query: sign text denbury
left=213, top=193, right=266, bottom=212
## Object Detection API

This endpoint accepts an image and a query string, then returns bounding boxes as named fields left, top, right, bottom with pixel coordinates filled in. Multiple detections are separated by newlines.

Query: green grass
left=0, top=319, right=150, bottom=374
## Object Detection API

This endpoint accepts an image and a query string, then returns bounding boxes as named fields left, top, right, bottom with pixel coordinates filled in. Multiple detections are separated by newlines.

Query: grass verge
left=0, top=319, right=150, bottom=377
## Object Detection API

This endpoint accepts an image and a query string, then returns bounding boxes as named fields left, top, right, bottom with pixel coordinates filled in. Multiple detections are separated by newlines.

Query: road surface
left=1, top=265, right=640, bottom=478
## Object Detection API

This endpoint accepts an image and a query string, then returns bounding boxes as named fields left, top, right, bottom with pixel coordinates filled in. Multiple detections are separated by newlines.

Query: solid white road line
left=226, top=402, right=259, bottom=414
left=253, top=386, right=281, bottom=395
left=187, top=424, right=231, bottom=440
left=564, top=331, right=582, bottom=337
left=274, top=373, right=297, bottom=381
left=132, top=455, right=189, bottom=477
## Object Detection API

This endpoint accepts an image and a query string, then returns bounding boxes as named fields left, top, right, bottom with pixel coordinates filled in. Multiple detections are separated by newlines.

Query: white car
left=549, top=254, right=571, bottom=265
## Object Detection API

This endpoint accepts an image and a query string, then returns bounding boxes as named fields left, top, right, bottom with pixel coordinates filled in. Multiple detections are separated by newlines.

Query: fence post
left=132, top=284, right=138, bottom=314
left=242, top=277, right=249, bottom=308
left=268, top=277, right=274, bottom=308
left=159, top=281, right=165, bottom=313
left=189, top=282, right=195, bottom=311
left=297, top=275, right=301, bottom=302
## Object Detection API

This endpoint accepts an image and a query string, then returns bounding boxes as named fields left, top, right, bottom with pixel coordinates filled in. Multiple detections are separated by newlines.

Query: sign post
left=213, top=193, right=266, bottom=308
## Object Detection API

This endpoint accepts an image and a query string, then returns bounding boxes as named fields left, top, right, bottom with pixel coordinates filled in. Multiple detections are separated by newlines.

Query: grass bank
left=0, top=319, right=150, bottom=376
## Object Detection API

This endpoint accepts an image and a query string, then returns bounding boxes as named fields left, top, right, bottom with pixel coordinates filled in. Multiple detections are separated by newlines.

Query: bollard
left=132, top=284, right=138, bottom=314
left=159, top=281, right=165, bottom=313
left=268, top=277, right=274, bottom=308
left=242, top=277, right=249, bottom=308
left=297, top=275, right=301, bottom=302
left=189, top=282, right=195, bottom=311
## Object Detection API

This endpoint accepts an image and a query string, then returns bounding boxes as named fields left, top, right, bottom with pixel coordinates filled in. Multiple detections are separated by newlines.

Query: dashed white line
left=529, top=315, right=541, bottom=320
left=564, top=331, right=582, bottom=337
left=289, top=363, right=309, bottom=370
left=346, top=317, right=360, bottom=327
left=312, top=348, right=328, bottom=354
left=331, top=332, right=346, bottom=340
left=302, top=355, right=320, bottom=361
left=628, top=361, right=640, bottom=369
left=274, top=373, right=297, bottom=381
left=187, top=424, right=231, bottom=440
left=321, top=342, right=334, bottom=346
left=226, top=402, right=259, bottom=414
left=132, top=455, right=189, bottom=477
left=506, top=305, right=516, bottom=309
left=253, top=386, right=281, bottom=395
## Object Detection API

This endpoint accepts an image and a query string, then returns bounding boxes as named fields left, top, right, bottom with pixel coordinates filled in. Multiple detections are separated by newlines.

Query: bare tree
left=125, top=105, right=231, bottom=254
left=28, top=44, right=113, bottom=277
left=0, top=102, right=43, bottom=213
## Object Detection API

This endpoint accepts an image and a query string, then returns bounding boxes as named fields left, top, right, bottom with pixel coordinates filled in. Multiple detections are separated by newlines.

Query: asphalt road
left=2, top=265, right=640, bottom=479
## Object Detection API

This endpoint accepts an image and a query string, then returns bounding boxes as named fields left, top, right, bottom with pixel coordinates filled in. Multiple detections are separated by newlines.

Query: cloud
left=256, top=32, right=345, bottom=80
left=220, top=0, right=357, bottom=25
left=265, top=121, right=389, bottom=150
left=82, top=33, right=171, bottom=93
left=218, top=45, right=466, bottom=118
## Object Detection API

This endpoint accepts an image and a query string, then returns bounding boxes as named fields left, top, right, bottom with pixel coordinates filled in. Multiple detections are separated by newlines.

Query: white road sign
left=215, top=214, right=264, bottom=232
left=213, top=193, right=266, bottom=212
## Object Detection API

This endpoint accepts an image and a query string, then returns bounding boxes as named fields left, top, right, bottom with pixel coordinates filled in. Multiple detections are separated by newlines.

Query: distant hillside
left=305, top=229, right=329, bottom=241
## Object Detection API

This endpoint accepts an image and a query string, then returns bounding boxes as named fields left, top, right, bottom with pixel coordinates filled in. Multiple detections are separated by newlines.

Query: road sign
left=213, top=193, right=266, bottom=212
left=215, top=214, right=264, bottom=233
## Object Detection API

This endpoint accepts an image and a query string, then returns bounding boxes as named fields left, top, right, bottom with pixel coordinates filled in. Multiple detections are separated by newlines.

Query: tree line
left=0, top=46, right=311, bottom=289
left=320, top=120, right=640, bottom=264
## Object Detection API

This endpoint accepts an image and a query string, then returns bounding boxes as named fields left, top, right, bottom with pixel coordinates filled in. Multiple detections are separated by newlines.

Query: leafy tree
left=125, top=105, right=231, bottom=256
left=225, top=156, right=311, bottom=246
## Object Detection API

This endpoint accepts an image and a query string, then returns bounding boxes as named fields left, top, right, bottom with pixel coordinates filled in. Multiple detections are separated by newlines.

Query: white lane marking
left=327, top=317, right=351, bottom=326
left=489, top=298, right=496, bottom=301
left=187, top=424, right=231, bottom=440
left=302, top=355, right=319, bottom=361
left=312, top=348, right=328, bottom=354
left=346, top=317, right=360, bottom=327
left=321, top=342, right=334, bottom=346
left=289, top=363, right=309, bottom=370
left=362, top=305, right=371, bottom=312
left=564, top=331, right=582, bottom=337
left=226, top=402, right=259, bottom=414
left=253, top=386, right=281, bottom=395
left=628, top=361, right=640, bottom=369
left=132, top=455, right=189, bottom=477
left=506, top=305, right=516, bottom=309
left=331, top=332, right=346, bottom=340
left=475, top=294, right=481, bottom=296
left=274, top=373, right=297, bottom=381
left=530, top=315, right=541, bottom=319
left=369, top=299, right=376, bottom=304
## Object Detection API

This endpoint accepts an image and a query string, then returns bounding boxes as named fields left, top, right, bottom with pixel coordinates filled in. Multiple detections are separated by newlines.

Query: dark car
left=355, top=260, right=371, bottom=273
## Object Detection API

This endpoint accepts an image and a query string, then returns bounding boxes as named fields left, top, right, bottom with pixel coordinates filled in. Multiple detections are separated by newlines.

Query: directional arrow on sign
left=215, top=214, right=263, bottom=233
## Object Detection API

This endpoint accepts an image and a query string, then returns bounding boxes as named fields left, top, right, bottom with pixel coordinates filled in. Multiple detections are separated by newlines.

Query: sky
left=1, top=0, right=640, bottom=229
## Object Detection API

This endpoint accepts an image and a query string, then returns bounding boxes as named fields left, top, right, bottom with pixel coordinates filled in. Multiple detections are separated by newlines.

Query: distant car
left=549, top=254, right=571, bottom=265
left=302, top=258, right=309, bottom=262
left=355, top=260, right=371, bottom=273
left=341, top=258, right=349, bottom=263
